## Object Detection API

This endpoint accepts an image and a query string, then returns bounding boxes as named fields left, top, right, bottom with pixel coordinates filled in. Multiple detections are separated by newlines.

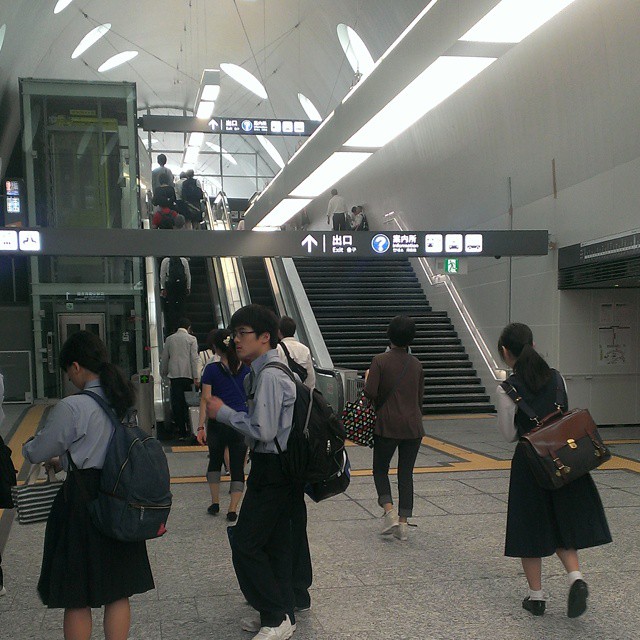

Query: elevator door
left=58, top=313, right=105, bottom=397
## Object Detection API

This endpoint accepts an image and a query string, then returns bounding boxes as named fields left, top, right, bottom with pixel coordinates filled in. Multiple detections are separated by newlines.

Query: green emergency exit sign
left=445, top=258, right=459, bottom=273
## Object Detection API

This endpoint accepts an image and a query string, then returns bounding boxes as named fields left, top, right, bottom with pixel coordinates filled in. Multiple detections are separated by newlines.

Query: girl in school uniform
left=23, top=331, right=154, bottom=640
left=496, top=322, right=611, bottom=618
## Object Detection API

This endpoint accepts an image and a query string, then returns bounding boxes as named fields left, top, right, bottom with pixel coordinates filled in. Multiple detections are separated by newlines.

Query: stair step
left=423, top=403, right=496, bottom=414
left=423, top=393, right=490, bottom=403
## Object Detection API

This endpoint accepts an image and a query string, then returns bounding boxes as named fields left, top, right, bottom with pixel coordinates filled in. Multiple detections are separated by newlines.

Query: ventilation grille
left=558, top=256, right=640, bottom=289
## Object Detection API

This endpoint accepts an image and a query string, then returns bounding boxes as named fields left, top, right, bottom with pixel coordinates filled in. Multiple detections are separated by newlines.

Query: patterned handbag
left=341, top=392, right=376, bottom=447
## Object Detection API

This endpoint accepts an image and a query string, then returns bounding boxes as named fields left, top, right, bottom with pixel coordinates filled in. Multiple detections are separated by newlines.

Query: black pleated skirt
left=38, top=468, right=155, bottom=608
left=505, top=443, right=612, bottom=558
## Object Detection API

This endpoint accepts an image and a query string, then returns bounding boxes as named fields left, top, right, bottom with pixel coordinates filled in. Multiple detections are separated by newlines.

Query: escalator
left=242, top=257, right=278, bottom=313
left=294, top=257, right=494, bottom=415
left=182, top=256, right=217, bottom=346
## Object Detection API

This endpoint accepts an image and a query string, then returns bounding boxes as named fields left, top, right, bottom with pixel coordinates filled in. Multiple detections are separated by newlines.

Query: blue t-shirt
left=201, top=362, right=250, bottom=413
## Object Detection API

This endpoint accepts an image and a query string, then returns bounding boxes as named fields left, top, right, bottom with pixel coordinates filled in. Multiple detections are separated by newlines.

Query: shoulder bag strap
left=499, top=380, right=541, bottom=425
left=553, top=370, right=567, bottom=409
left=376, top=355, right=411, bottom=411
left=216, top=362, right=249, bottom=411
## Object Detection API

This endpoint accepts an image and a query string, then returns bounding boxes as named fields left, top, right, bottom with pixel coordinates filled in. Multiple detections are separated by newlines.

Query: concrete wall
left=308, top=0, right=640, bottom=424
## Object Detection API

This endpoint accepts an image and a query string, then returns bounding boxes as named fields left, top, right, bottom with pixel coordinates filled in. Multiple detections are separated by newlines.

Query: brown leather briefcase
left=520, top=408, right=611, bottom=490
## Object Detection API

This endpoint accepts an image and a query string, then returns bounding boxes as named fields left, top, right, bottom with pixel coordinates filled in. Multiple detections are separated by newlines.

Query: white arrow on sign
left=301, top=234, right=318, bottom=253
left=209, top=119, right=220, bottom=131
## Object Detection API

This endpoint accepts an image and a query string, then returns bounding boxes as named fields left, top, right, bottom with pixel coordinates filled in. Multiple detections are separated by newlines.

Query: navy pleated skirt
left=505, top=443, right=612, bottom=558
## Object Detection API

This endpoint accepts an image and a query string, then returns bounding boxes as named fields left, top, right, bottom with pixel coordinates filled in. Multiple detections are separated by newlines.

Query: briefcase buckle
left=567, top=438, right=577, bottom=449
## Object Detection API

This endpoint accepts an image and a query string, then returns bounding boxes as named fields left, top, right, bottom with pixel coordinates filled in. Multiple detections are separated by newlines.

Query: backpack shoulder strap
left=552, top=370, right=567, bottom=409
left=263, top=360, right=295, bottom=382
left=78, top=390, right=121, bottom=428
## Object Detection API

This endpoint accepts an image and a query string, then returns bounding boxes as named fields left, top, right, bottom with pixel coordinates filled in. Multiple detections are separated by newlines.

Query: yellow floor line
left=0, top=405, right=48, bottom=521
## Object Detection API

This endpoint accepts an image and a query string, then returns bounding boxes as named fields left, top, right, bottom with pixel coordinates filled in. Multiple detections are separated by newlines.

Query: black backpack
left=279, top=341, right=308, bottom=383
left=80, top=391, right=172, bottom=542
left=0, top=434, right=17, bottom=509
left=181, top=178, right=203, bottom=204
left=262, top=362, right=350, bottom=502
left=359, top=214, right=369, bottom=231
left=166, top=257, right=186, bottom=292
left=158, top=209, right=175, bottom=229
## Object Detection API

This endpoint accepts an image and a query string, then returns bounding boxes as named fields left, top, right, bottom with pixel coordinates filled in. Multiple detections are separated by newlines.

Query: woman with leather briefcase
left=496, top=323, right=611, bottom=619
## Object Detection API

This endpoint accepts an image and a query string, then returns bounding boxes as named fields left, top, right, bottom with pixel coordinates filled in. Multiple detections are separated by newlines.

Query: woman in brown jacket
left=364, top=316, right=425, bottom=540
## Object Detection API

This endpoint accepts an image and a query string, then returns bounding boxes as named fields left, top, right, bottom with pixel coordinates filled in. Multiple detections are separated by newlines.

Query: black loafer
left=207, top=503, right=220, bottom=515
left=567, top=579, right=588, bottom=618
left=226, top=511, right=237, bottom=522
left=522, top=596, right=546, bottom=616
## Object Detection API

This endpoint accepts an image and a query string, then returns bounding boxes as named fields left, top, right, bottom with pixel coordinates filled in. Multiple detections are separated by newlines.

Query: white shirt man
left=276, top=317, right=316, bottom=389
left=326, top=189, right=347, bottom=230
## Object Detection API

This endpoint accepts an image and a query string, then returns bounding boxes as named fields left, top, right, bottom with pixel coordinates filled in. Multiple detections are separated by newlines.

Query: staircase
left=183, top=257, right=217, bottom=347
left=242, top=257, right=277, bottom=313
left=294, top=257, right=494, bottom=415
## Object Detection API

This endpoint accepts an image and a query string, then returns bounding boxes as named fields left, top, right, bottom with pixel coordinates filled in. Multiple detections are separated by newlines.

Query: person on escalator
left=160, top=256, right=191, bottom=333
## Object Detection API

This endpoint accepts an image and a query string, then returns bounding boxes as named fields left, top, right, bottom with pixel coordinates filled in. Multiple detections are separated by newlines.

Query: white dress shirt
left=326, top=194, right=347, bottom=216
left=276, top=337, right=316, bottom=389
left=160, top=257, right=191, bottom=290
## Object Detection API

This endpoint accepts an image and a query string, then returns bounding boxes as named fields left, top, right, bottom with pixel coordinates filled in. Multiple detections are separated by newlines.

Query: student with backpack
left=206, top=304, right=298, bottom=640
left=23, top=331, right=155, bottom=640
left=160, top=256, right=191, bottom=333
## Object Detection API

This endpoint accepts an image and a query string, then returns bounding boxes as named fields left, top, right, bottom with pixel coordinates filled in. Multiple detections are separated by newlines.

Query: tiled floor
left=1, top=407, right=639, bottom=639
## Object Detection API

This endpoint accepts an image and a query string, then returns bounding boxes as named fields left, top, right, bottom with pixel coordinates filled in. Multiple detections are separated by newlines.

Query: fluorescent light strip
left=54, top=0, right=74, bottom=13
left=184, top=146, right=199, bottom=165
left=290, top=152, right=371, bottom=198
left=196, top=101, right=215, bottom=119
left=205, top=142, right=237, bottom=165
left=72, top=23, right=111, bottom=59
left=201, top=84, right=220, bottom=101
left=98, top=50, right=138, bottom=72
left=460, top=0, right=578, bottom=44
left=257, top=198, right=311, bottom=228
left=0, top=24, right=6, bottom=54
left=256, top=135, right=285, bottom=169
left=297, top=93, right=322, bottom=122
left=345, top=56, right=495, bottom=149
left=220, top=63, right=268, bottom=100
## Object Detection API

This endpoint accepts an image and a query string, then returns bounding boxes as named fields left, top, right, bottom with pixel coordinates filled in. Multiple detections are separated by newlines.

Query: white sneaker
left=251, top=615, right=294, bottom=640
left=380, top=509, right=399, bottom=535
left=394, top=522, right=408, bottom=541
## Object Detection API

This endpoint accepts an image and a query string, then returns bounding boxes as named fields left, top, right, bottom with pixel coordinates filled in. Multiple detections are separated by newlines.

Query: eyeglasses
left=230, top=329, right=257, bottom=339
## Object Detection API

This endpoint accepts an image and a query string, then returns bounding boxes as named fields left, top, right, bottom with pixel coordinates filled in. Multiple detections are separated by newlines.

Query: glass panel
left=65, top=323, right=81, bottom=336
left=84, top=323, right=101, bottom=336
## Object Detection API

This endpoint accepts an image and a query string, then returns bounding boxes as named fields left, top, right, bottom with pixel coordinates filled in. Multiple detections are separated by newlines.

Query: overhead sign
left=0, top=228, right=547, bottom=258
left=209, top=117, right=320, bottom=137
left=139, top=114, right=320, bottom=137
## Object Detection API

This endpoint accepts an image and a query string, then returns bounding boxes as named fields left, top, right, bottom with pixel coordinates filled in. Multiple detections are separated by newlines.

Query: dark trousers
left=232, top=453, right=293, bottom=628
left=373, top=435, right=422, bottom=517
left=332, top=212, right=347, bottom=230
left=291, top=484, right=312, bottom=609
left=169, top=377, right=193, bottom=437
left=165, top=291, right=186, bottom=334
left=207, top=420, right=247, bottom=492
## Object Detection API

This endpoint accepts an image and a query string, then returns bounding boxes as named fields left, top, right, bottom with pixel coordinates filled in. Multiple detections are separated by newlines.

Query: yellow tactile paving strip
left=3, top=407, right=639, bottom=493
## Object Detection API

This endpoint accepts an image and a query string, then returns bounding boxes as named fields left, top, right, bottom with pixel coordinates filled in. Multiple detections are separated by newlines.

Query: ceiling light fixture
left=54, top=0, right=74, bottom=13
left=98, top=50, right=138, bottom=72
left=257, top=198, right=312, bottom=228
left=0, top=24, right=6, bottom=55
left=71, top=23, right=111, bottom=59
left=220, top=62, right=268, bottom=100
left=196, top=101, right=215, bottom=119
left=297, top=93, right=322, bottom=122
left=256, top=136, right=285, bottom=169
left=188, top=132, right=204, bottom=148
left=184, top=146, right=199, bottom=165
left=290, top=152, right=371, bottom=198
left=346, top=56, right=495, bottom=149
left=337, top=24, right=375, bottom=75
left=201, top=84, right=221, bottom=102
left=205, top=142, right=237, bottom=166
left=460, top=0, right=577, bottom=44
left=195, top=69, right=220, bottom=120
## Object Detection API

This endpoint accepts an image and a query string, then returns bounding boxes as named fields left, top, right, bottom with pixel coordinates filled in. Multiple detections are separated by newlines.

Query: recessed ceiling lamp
left=54, top=0, right=74, bottom=13
left=205, top=142, right=237, bottom=166
left=256, top=136, right=285, bottom=169
left=0, top=24, right=5, bottom=55
left=345, top=56, right=495, bottom=149
left=297, top=93, right=322, bottom=122
left=290, top=151, right=371, bottom=198
left=460, top=0, right=578, bottom=44
left=259, top=198, right=312, bottom=228
left=220, top=63, right=268, bottom=100
left=98, top=50, right=138, bottom=72
left=71, top=23, right=111, bottom=59
left=337, top=24, right=374, bottom=75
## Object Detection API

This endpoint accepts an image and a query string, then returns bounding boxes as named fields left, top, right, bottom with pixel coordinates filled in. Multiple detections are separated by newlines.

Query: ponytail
left=498, top=322, right=551, bottom=392
left=59, top=330, right=136, bottom=418
left=209, top=329, right=242, bottom=374
left=99, top=362, right=136, bottom=419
